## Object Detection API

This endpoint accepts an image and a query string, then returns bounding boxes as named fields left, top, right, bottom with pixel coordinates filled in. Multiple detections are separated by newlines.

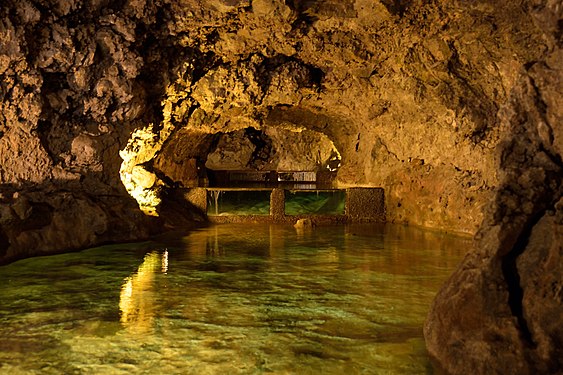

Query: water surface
left=0, top=224, right=469, bottom=374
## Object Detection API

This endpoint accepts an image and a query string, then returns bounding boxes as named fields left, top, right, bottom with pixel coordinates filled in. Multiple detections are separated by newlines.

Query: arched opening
left=149, top=124, right=341, bottom=191
left=203, top=126, right=341, bottom=189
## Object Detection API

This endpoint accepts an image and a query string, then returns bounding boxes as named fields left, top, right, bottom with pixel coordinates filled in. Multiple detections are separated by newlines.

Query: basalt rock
left=3, top=0, right=544, bottom=239
left=0, top=184, right=159, bottom=265
left=0, top=0, right=561, bottom=371
left=424, top=3, right=563, bottom=370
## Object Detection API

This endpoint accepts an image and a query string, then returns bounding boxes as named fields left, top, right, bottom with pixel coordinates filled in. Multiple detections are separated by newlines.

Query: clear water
left=207, top=190, right=271, bottom=216
left=206, top=190, right=346, bottom=216
left=285, top=191, right=346, bottom=215
left=0, top=224, right=469, bottom=374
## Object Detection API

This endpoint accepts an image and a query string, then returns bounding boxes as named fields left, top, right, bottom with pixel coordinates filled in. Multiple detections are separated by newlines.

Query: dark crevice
left=191, top=50, right=221, bottom=83
left=42, top=72, right=69, bottom=91
left=523, top=60, right=538, bottom=70
left=284, top=0, right=319, bottom=32
left=244, top=127, right=274, bottom=169
left=379, top=0, right=410, bottom=17
left=19, top=202, right=55, bottom=231
left=539, top=144, right=563, bottom=171
left=309, top=66, right=324, bottom=91
left=256, top=55, right=288, bottom=93
left=0, top=227, right=9, bottom=256
left=105, top=98, right=118, bottom=118
left=528, top=70, right=549, bottom=118
left=105, top=0, right=127, bottom=14
left=137, top=40, right=219, bottom=125
left=145, top=161, right=178, bottom=188
left=206, top=29, right=220, bottom=44
left=445, top=41, right=499, bottom=145
left=36, top=119, right=57, bottom=161
left=500, top=209, right=545, bottom=347
left=204, top=132, right=222, bottom=158
left=185, top=103, right=201, bottom=122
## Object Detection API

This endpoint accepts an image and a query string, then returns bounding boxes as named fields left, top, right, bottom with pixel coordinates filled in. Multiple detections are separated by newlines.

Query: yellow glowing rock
left=119, top=123, right=169, bottom=216
left=119, top=67, right=195, bottom=216
left=131, top=166, right=156, bottom=189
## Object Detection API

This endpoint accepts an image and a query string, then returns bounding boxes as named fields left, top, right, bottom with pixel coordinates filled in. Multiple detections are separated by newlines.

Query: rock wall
left=109, top=0, right=548, bottom=236
left=0, top=186, right=157, bottom=264
left=1, top=1, right=549, bottom=249
left=0, top=1, right=561, bottom=370
left=0, top=0, right=553, bottom=253
left=424, top=2, right=562, bottom=373
left=204, top=127, right=339, bottom=172
left=0, top=0, right=174, bottom=263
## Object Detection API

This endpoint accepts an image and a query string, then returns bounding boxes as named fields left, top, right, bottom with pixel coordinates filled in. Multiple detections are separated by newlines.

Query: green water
left=206, top=190, right=346, bottom=216
left=207, top=191, right=271, bottom=216
left=285, top=191, right=346, bottom=216
left=0, top=224, right=469, bottom=374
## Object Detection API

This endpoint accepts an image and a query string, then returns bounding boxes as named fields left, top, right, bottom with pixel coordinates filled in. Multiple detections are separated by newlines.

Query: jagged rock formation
left=3, top=0, right=529, bottom=239
left=425, top=3, right=563, bottom=372
left=0, top=0, right=561, bottom=372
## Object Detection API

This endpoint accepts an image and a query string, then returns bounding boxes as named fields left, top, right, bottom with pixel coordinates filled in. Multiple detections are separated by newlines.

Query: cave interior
left=0, top=0, right=561, bottom=373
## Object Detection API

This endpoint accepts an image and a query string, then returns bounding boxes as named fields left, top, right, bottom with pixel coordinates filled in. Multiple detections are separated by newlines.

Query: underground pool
left=0, top=223, right=469, bottom=374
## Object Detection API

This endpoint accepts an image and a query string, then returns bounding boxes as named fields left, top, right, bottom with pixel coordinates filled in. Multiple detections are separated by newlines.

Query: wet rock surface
left=0, top=184, right=159, bottom=265
left=0, top=0, right=561, bottom=372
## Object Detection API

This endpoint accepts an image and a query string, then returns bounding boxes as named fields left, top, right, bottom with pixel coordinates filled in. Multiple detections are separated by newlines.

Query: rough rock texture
left=106, top=0, right=551, bottom=235
left=0, top=0, right=164, bottom=262
left=425, top=2, right=563, bottom=372
left=0, top=0, right=561, bottom=371
left=1, top=0, right=551, bottom=240
left=0, top=185, right=158, bottom=264
left=203, top=127, right=338, bottom=171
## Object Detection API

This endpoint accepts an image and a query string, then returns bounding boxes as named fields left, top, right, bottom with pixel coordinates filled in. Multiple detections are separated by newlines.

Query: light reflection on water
left=0, top=224, right=469, bottom=374
left=119, top=251, right=165, bottom=334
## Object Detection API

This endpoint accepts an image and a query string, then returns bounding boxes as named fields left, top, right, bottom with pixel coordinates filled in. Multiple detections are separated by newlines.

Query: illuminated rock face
left=0, top=0, right=561, bottom=372
left=1, top=0, right=546, bottom=234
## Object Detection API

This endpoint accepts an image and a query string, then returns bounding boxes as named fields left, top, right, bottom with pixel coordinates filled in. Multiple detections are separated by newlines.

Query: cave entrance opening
left=202, top=126, right=341, bottom=190
left=195, top=125, right=346, bottom=218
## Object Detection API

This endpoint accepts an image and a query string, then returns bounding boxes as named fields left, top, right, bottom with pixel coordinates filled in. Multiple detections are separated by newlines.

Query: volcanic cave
left=0, top=0, right=561, bottom=373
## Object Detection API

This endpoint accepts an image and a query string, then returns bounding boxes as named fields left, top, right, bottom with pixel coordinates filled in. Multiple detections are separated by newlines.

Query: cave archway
left=153, top=124, right=341, bottom=189
left=118, top=102, right=350, bottom=216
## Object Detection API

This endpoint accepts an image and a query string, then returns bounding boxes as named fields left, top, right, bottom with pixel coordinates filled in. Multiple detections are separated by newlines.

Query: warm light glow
left=119, top=66, right=193, bottom=215
left=326, top=149, right=342, bottom=171
left=119, top=251, right=166, bottom=333
left=161, top=250, right=169, bottom=273
left=119, top=124, right=166, bottom=216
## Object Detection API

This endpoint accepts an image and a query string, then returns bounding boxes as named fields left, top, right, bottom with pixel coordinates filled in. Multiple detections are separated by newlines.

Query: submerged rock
left=294, top=218, right=313, bottom=230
